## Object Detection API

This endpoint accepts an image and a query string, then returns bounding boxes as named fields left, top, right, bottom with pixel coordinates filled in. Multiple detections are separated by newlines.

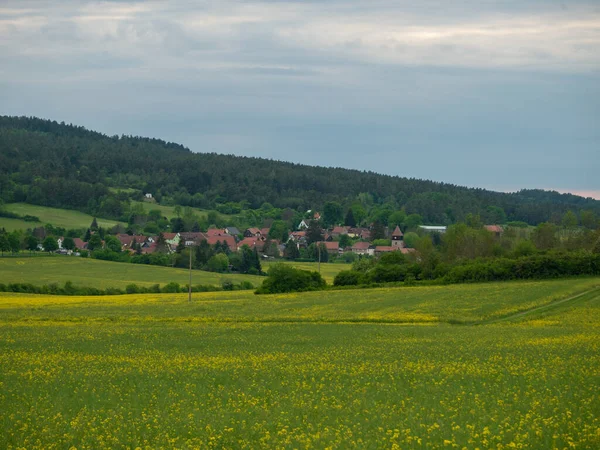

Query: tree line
left=2, top=115, right=599, bottom=227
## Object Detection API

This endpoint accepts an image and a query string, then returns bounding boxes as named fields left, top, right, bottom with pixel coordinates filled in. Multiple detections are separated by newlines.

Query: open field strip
left=2, top=203, right=124, bottom=230
left=262, top=261, right=351, bottom=283
left=130, top=201, right=237, bottom=222
left=0, top=256, right=263, bottom=289
left=1, top=278, right=599, bottom=449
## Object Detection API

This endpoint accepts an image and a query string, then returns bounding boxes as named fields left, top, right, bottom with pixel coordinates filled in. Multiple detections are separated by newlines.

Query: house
left=375, top=245, right=397, bottom=255
left=206, top=235, right=237, bottom=252
left=244, top=228, right=261, bottom=238
left=225, top=226, right=241, bottom=236
left=72, top=238, right=87, bottom=250
left=484, top=225, right=503, bottom=237
left=260, top=227, right=270, bottom=237
left=162, top=233, right=180, bottom=247
left=145, top=193, right=153, bottom=199
left=316, top=241, right=340, bottom=255
left=351, top=241, right=374, bottom=256
left=348, top=227, right=370, bottom=239
left=419, top=225, right=447, bottom=234
left=391, top=226, right=405, bottom=249
left=206, top=229, right=227, bottom=238
left=238, top=237, right=264, bottom=251
left=289, top=231, right=306, bottom=241
left=297, top=220, right=309, bottom=230
left=313, top=212, right=321, bottom=220
left=179, top=232, right=206, bottom=246
left=117, top=234, right=150, bottom=251
left=331, top=226, right=349, bottom=236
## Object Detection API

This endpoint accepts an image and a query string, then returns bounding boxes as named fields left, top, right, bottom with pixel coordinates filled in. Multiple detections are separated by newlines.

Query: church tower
left=391, top=225, right=404, bottom=248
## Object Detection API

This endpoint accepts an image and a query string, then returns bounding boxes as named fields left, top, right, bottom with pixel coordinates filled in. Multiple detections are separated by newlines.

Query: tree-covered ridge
left=1, top=115, right=598, bottom=225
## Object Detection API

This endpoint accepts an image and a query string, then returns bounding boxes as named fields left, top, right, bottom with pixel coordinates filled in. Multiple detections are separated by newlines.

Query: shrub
left=161, top=282, right=181, bottom=293
left=256, top=263, right=326, bottom=294
left=333, top=270, right=363, bottom=286
left=126, top=284, right=141, bottom=294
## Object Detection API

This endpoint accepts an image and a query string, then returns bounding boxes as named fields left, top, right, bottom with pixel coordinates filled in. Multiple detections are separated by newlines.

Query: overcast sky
left=1, top=0, right=599, bottom=198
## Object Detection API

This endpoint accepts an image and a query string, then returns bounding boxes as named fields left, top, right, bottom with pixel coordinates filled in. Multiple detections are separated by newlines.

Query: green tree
left=284, top=242, right=300, bottom=260
left=90, top=217, right=99, bottom=231
left=561, top=210, right=578, bottom=228
left=465, top=213, right=483, bottom=228
left=269, top=220, right=289, bottom=242
left=42, top=236, right=58, bottom=253
left=531, top=222, right=558, bottom=251
left=323, top=202, right=343, bottom=227
left=388, top=210, right=407, bottom=229
left=8, top=232, right=20, bottom=253
left=305, top=220, right=323, bottom=245
left=155, top=232, right=169, bottom=253
left=403, top=232, right=419, bottom=249
left=486, top=206, right=507, bottom=224
left=580, top=210, right=598, bottom=230
left=0, top=234, right=10, bottom=255
left=403, top=214, right=423, bottom=230
left=338, top=234, right=352, bottom=249
left=371, top=221, right=386, bottom=241
left=104, top=235, right=122, bottom=252
left=87, top=233, right=103, bottom=251
left=344, top=208, right=356, bottom=227
left=63, top=236, right=75, bottom=251
left=84, top=228, right=91, bottom=242
left=207, top=253, right=229, bottom=272
left=256, top=264, right=326, bottom=294
left=25, top=235, right=39, bottom=252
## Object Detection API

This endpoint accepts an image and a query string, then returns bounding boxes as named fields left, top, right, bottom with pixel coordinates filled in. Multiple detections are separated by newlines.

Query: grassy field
left=130, top=201, right=237, bottom=222
left=262, top=260, right=351, bottom=283
left=1, top=278, right=599, bottom=448
left=0, top=256, right=263, bottom=289
left=1, top=203, right=124, bottom=230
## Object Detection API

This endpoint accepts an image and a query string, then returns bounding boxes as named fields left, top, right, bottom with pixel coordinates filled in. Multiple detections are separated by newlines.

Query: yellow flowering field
left=1, top=278, right=599, bottom=448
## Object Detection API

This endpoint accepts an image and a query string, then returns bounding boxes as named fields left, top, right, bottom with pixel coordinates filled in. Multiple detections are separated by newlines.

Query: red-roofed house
left=316, top=241, right=340, bottom=255
left=206, top=229, right=226, bottom=238
left=244, top=228, right=261, bottom=238
left=331, top=226, right=349, bottom=236
left=484, top=225, right=503, bottom=237
left=352, top=241, right=374, bottom=256
left=72, top=238, right=87, bottom=250
left=206, top=235, right=237, bottom=252
left=238, top=237, right=264, bottom=251
left=180, top=232, right=206, bottom=246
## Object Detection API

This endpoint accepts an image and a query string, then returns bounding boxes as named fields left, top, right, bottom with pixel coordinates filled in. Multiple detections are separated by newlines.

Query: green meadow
left=1, top=278, right=599, bottom=449
left=0, top=256, right=263, bottom=289
left=130, top=201, right=237, bottom=222
left=262, top=260, right=351, bottom=283
left=1, top=203, right=124, bottom=231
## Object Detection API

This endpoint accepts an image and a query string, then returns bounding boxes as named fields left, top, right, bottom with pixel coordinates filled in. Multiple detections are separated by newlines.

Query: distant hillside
left=1, top=115, right=598, bottom=225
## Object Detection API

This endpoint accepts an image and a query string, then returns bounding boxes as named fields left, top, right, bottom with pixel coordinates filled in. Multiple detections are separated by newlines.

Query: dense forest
left=1, top=115, right=598, bottom=226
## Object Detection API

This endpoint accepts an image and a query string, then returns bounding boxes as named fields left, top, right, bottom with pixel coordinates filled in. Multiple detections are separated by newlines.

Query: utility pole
left=188, top=245, right=192, bottom=302
left=318, top=243, right=321, bottom=274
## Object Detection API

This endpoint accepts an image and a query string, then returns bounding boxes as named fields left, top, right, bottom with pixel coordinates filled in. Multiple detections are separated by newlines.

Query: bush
left=256, top=263, right=326, bottom=294
left=126, top=284, right=141, bottom=294
left=161, top=282, right=181, bottom=293
left=333, top=270, right=363, bottom=286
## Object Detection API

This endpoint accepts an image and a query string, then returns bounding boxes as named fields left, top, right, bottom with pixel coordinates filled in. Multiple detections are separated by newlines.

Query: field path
left=478, top=286, right=600, bottom=325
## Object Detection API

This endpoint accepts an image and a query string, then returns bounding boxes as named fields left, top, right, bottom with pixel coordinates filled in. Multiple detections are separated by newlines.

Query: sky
left=1, top=0, right=599, bottom=198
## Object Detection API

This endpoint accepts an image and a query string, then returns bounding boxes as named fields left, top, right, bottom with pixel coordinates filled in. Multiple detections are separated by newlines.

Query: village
left=35, top=211, right=504, bottom=264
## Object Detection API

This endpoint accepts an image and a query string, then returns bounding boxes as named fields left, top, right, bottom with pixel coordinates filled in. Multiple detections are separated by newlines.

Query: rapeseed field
left=1, top=278, right=599, bottom=449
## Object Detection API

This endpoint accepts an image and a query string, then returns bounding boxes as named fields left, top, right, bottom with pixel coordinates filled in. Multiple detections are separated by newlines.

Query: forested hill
left=0, top=115, right=598, bottom=225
